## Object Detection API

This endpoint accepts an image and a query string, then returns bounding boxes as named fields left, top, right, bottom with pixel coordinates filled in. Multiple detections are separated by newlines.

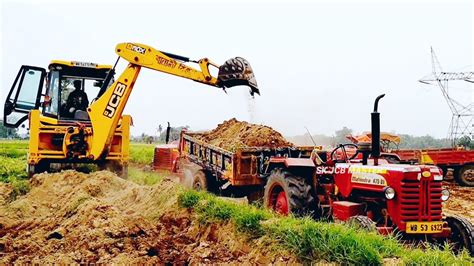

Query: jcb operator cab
left=4, top=61, right=113, bottom=127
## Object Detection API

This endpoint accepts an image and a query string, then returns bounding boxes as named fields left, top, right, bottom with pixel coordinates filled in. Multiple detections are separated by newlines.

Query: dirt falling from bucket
left=247, top=94, right=256, bottom=123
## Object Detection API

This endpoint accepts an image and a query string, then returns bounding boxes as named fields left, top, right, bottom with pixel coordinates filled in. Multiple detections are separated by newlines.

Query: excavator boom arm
left=116, top=43, right=219, bottom=87
left=87, top=42, right=258, bottom=160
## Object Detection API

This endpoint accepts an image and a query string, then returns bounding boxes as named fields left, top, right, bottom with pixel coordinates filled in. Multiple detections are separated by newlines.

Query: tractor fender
left=268, top=157, right=315, bottom=168
left=266, top=157, right=315, bottom=178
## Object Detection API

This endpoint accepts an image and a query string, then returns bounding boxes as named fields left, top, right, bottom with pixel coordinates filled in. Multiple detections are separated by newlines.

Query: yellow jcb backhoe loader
left=3, top=42, right=259, bottom=177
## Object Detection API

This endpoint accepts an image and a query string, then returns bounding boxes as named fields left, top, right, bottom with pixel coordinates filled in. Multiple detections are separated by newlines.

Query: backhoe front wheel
left=263, top=168, right=314, bottom=216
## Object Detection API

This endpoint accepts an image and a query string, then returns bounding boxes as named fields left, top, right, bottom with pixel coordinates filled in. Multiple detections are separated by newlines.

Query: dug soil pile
left=0, top=171, right=294, bottom=264
left=443, top=182, right=474, bottom=223
left=196, top=118, right=293, bottom=151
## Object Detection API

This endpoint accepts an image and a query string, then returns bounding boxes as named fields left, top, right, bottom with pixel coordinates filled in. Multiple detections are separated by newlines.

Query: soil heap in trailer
left=180, top=94, right=474, bottom=255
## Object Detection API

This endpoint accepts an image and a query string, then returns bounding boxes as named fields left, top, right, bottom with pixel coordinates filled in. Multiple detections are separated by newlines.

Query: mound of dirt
left=0, top=170, right=294, bottom=264
left=443, top=182, right=474, bottom=223
left=196, top=118, right=293, bottom=151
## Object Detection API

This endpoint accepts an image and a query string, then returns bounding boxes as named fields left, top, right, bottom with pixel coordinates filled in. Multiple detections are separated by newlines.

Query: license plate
left=406, top=222, right=444, bottom=234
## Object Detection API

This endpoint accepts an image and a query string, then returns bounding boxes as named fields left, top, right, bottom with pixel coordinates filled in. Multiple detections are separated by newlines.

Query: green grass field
left=130, top=143, right=155, bottom=165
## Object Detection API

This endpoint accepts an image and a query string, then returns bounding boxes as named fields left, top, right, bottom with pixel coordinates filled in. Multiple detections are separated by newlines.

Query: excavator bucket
left=218, top=57, right=260, bottom=96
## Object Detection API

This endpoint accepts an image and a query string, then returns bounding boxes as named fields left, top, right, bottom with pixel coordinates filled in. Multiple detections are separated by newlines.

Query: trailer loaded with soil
left=178, top=118, right=314, bottom=198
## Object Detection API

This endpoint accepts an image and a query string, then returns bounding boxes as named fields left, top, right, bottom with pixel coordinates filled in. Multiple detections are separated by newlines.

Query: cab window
left=43, top=71, right=59, bottom=117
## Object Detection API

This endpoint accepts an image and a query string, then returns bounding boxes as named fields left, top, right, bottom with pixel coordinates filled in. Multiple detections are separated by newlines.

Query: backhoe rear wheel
left=446, top=215, right=474, bottom=256
left=263, top=168, right=314, bottom=216
left=457, top=165, right=474, bottom=187
left=98, top=161, right=128, bottom=179
left=27, top=161, right=50, bottom=178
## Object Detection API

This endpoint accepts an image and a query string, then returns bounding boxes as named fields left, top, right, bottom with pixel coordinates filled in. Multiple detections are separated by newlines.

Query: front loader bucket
left=218, top=57, right=260, bottom=96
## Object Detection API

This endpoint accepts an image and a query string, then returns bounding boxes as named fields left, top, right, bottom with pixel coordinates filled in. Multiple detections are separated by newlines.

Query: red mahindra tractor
left=263, top=94, right=474, bottom=255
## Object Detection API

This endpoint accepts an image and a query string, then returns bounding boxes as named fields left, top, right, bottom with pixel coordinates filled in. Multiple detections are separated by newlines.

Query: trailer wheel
left=347, top=216, right=376, bottom=232
left=457, top=165, right=474, bottom=187
left=264, top=168, right=314, bottom=216
left=446, top=215, right=474, bottom=256
left=192, top=170, right=208, bottom=191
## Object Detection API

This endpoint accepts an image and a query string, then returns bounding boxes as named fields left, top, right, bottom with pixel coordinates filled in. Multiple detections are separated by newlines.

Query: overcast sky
left=1, top=0, right=472, bottom=138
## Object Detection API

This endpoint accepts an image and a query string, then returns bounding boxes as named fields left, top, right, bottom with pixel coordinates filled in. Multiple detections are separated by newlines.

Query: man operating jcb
left=66, top=80, right=89, bottom=117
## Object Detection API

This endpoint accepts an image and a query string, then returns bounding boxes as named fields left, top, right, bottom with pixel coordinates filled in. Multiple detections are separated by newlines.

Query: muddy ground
left=443, top=182, right=474, bottom=223
left=0, top=169, right=472, bottom=263
left=0, top=171, right=294, bottom=264
left=195, top=118, right=293, bottom=151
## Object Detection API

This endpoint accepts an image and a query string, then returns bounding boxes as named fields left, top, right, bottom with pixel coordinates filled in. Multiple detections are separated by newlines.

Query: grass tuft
left=128, top=167, right=165, bottom=185
left=177, top=189, right=473, bottom=265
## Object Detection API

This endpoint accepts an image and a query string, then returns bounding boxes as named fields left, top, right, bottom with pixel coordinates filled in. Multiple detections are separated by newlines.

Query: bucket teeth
left=218, top=57, right=259, bottom=96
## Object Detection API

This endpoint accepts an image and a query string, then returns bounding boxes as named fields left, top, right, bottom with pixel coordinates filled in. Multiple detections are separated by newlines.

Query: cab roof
left=49, top=60, right=112, bottom=70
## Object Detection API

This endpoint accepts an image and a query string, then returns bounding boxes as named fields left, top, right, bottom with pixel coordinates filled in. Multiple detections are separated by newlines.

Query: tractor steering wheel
left=330, top=144, right=359, bottom=162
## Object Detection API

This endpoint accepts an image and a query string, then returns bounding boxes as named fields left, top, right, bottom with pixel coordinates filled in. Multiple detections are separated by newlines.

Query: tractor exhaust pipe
left=165, top=122, right=171, bottom=144
left=371, top=94, right=385, bottom=166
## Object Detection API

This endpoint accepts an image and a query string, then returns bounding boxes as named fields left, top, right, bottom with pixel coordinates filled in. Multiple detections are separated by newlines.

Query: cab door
left=3, top=66, right=46, bottom=128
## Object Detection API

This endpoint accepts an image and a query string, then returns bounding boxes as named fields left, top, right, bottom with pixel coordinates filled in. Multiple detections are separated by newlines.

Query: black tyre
left=457, top=165, right=474, bottom=187
left=347, top=216, right=376, bottom=231
left=98, top=161, right=128, bottom=179
left=192, top=170, right=208, bottom=191
left=119, top=165, right=128, bottom=179
left=446, top=215, right=474, bottom=256
left=27, top=161, right=50, bottom=178
left=263, top=168, right=314, bottom=216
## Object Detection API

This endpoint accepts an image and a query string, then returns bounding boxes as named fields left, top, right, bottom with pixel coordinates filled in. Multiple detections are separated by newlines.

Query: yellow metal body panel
left=27, top=110, right=130, bottom=166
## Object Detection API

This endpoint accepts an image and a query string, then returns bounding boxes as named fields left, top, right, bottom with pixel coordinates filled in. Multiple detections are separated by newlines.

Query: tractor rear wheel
left=263, top=168, right=314, bottom=216
left=457, top=165, right=474, bottom=187
left=446, top=215, right=474, bottom=256
left=347, top=216, right=376, bottom=231
left=192, top=170, right=208, bottom=191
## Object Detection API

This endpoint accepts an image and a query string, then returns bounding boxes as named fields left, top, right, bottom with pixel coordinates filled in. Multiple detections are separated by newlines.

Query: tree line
left=2, top=121, right=471, bottom=149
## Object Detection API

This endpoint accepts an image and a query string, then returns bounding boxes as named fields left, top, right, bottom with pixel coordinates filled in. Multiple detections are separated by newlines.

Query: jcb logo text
left=103, top=82, right=127, bottom=118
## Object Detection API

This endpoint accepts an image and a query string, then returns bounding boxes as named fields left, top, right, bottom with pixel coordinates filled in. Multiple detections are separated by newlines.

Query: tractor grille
left=400, top=176, right=443, bottom=222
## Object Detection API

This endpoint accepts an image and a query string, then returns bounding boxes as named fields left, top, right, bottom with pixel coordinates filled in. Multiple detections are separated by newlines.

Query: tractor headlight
left=441, top=189, right=450, bottom=201
left=384, top=187, right=396, bottom=200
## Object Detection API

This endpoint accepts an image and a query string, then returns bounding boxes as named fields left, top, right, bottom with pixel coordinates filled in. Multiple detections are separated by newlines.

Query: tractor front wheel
left=263, top=168, right=314, bottom=216
left=446, top=215, right=474, bottom=256
left=347, top=216, right=376, bottom=231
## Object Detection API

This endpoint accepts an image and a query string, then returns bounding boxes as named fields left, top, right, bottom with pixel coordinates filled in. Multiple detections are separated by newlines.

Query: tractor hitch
left=218, top=57, right=259, bottom=96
